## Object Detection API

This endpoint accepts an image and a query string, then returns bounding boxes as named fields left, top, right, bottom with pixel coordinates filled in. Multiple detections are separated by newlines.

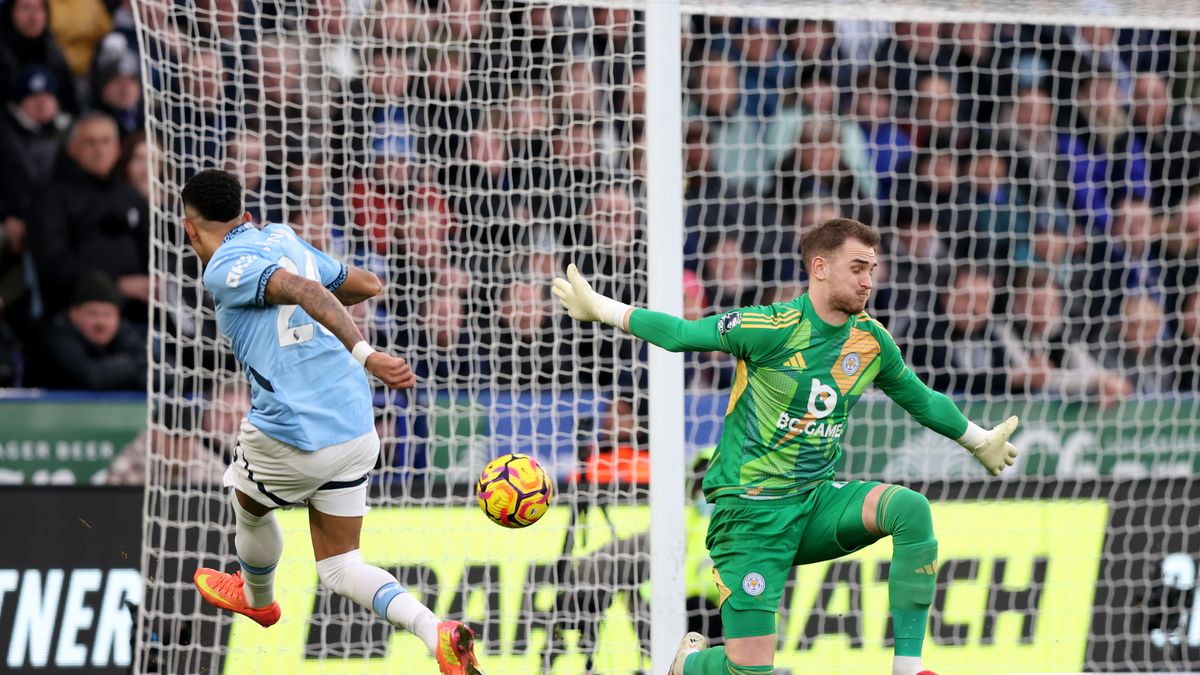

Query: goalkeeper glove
left=957, top=415, right=1020, bottom=476
left=551, top=263, right=632, bottom=330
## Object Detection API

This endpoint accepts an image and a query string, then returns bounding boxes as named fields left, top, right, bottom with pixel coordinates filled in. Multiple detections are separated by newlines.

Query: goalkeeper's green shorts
left=706, top=479, right=883, bottom=638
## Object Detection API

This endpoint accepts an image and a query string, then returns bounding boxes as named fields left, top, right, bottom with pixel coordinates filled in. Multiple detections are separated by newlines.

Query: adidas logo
left=914, top=561, right=939, bottom=575
left=784, top=352, right=806, bottom=368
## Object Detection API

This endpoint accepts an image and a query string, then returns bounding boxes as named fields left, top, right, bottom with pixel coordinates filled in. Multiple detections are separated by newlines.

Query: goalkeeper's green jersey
left=628, top=294, right=970, bottom=501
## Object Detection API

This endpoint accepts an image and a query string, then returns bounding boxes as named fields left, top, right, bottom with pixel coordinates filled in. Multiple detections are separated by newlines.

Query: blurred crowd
left=1, top=0, right=1199, bottom=415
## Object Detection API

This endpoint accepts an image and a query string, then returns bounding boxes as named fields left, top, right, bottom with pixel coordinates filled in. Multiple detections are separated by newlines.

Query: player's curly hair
left=181, top=169, right=244, bottom=223
left=800, top=217, right=880, bottom=273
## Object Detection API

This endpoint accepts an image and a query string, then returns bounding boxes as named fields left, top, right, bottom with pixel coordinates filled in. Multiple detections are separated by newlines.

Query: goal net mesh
left=133, top=1, right=1200, bottom=672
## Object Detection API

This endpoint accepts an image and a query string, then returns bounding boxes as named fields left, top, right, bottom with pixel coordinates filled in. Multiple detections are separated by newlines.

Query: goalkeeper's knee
left=878, top=485, right=935, bottom=546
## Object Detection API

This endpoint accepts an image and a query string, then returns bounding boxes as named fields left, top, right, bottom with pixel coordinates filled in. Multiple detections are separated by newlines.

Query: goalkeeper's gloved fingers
left=552, top=263, right=632, bottom=329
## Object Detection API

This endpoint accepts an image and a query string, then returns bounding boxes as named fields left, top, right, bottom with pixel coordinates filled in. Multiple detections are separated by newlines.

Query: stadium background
left=1, top=0, right=1199, bottom=673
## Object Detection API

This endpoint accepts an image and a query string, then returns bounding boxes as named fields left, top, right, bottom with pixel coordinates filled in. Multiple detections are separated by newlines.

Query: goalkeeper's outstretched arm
left=875, top=333, right=1019, bottom=476
left=551, top=263, right=727, bottom=353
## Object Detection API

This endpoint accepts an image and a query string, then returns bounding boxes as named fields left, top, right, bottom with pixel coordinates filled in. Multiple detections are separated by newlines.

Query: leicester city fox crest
left=842, top=352, right=861, bottom=376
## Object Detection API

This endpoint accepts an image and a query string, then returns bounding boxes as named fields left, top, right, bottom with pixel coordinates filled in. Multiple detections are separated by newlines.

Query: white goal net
left=133, top=0, right=1200, bottom=673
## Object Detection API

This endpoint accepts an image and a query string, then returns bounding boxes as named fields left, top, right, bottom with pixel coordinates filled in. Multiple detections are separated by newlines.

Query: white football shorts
left=224, top=420, right=380, bottom=517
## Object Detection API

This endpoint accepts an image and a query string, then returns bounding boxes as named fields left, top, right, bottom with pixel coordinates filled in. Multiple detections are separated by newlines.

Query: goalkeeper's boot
left=669, top=632, right=709, bottom=675
left=917, top=671, right=939, bottom=674
left=193, top=568, right=281, bottom=628
left=435, top=620, right=484, bottom=675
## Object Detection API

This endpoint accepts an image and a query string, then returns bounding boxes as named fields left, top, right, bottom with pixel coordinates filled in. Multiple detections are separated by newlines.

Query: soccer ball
left=476, top=453, right=553, bottom=528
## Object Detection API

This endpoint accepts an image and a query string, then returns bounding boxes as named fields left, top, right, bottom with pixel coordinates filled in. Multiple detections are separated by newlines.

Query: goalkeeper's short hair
left=800, top=217, right=881, bottom=272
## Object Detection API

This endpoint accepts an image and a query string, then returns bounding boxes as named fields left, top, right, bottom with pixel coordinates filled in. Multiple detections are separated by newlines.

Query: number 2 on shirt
left=275, top=253, right=331, bottom=347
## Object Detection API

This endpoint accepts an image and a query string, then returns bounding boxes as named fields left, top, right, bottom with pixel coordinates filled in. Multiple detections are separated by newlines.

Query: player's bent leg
left=678, top=606, right=775, bottom=675
left=307, top=507, right=483, bottom=674
left=193, top=489, right=283, bottom=627
left=875, top=485, right=938, bottom=675
left=232, top=489, right=283, bottom=607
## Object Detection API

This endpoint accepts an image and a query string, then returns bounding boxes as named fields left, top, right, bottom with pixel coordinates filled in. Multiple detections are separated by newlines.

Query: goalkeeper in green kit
left=552, top=218, right=1019, bottom=675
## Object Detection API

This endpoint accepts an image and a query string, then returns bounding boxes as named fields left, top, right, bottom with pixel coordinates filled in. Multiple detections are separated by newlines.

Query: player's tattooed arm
left=264, top=269, right=366, bottom=351
left=332, top=266, right=383, bottom=306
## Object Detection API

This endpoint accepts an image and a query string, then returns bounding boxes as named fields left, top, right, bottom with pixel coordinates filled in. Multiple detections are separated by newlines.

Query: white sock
left=893, top=654, right=923, bottom=675
left=385, top=591, right=440, bottom=653
left=232, top=494, right=282, bottom=608
left=315, top=550, right=440, bottom=654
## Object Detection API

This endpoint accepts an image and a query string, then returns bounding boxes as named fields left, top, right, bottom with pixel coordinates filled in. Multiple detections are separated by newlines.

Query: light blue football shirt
left=203, top=222, right=373, bottom=451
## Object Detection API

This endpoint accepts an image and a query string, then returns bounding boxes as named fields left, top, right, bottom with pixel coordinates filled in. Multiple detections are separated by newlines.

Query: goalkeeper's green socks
left=683, top=647, right=773, bottom=674
left=878, top=485, right=938, bottom=674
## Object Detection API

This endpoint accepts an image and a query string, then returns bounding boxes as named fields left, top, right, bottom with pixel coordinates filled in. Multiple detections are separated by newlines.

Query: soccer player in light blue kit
left=183, top=170, right=483, bottom=674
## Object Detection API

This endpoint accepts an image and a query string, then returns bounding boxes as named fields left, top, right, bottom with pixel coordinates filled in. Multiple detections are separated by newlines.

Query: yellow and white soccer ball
left=475, top=453, right=553, bottom=528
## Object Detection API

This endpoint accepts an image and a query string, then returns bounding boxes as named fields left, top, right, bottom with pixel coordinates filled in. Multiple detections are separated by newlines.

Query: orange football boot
left=435, top=620, right=484, bottom=674
left=193, top=568, right=280, bottom=628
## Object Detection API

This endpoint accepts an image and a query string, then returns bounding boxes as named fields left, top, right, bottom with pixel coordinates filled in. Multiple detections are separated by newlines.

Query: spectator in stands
left=874, top=22, right=943, bottom=96
left=114, top=128, right=148, bottom=256
left=90, top=47, right=142, bottom=138
left=683, top=268, right=733, bottom=390
left=903, top=72, right=961, bottom=151
left=851, top=67, right=913, bottom=200
left=581, top=186, right=641, bottom=291
left=1098, top=294, right=1175, bottom=394
left=730, top=17, right=793, bottom=119
left=30, top=112, right=148, bottom=318
left=1002, top=268, right=1131, bottom=405
left=1005, top=85, right=1061, bottom=188
left=1174, top=290, right=1200, bottom=392
left=686, top=52, right=801, bottom=194
left=288, top=207, right=336, bottom=254
left=254, top=37, right=305, bottom=164
left=1129, top=72, right=1200, bottom=209
left=0, top=165, right=26, bottom=381
left=413, top=290, right=476, bottom=385
left=107, top=398, right=226, bottom=486
left=0, top=65, right=70, bottom=231
left=542, top=119, right=601, bottom=226
left=43, top=271, right=145, bottom=390
left=287, top=154, right=344, bottom=227
left=117, top=130, right=148, bottom=201
left=795, top=68, right=878, bottom=181
left=902, top=136, right=964, bottom=207
left=49, top=0, right=111, bottom=84
left=552, top=60, right=622, bottom=173
left=782, top=18, right=845, bottom=88
left=349, top=135, right=418, bottom=265
left=221, top=130, right=265, bottom=219
left=504, top=82, right=553, bottom=215
left=413, top=44, right=476, bottom=168
left=906, top=267, right=1013, bottom=396
left=880, top=205, right=949, bottom=339
left=1109, top=196, right=1168, bottom=298
left=492, top=279, right=565, bottom=388
left=344, top=44, right=414, bottom=172
left=1058, top=73, right=1150, bottom=234
left=389, top=190, right=471, bottom=324
left=173, top=46, right=229, bottom=169
left=683, top=119, right=742, bottom=271
left=701, top=234, right=761, bottom=311
left=790, top=69, right=846, bottom=154
left=957, top=132, right=1033, bottom=262
left=446, top=110, right=513, bottom=223
left=943, top=22, right=1016, bottom=123
left=197, top=382, right=251, bottom=460
left=0, top=0, right=78, bottom=114
left=772, top=116, right=869, bottom=225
